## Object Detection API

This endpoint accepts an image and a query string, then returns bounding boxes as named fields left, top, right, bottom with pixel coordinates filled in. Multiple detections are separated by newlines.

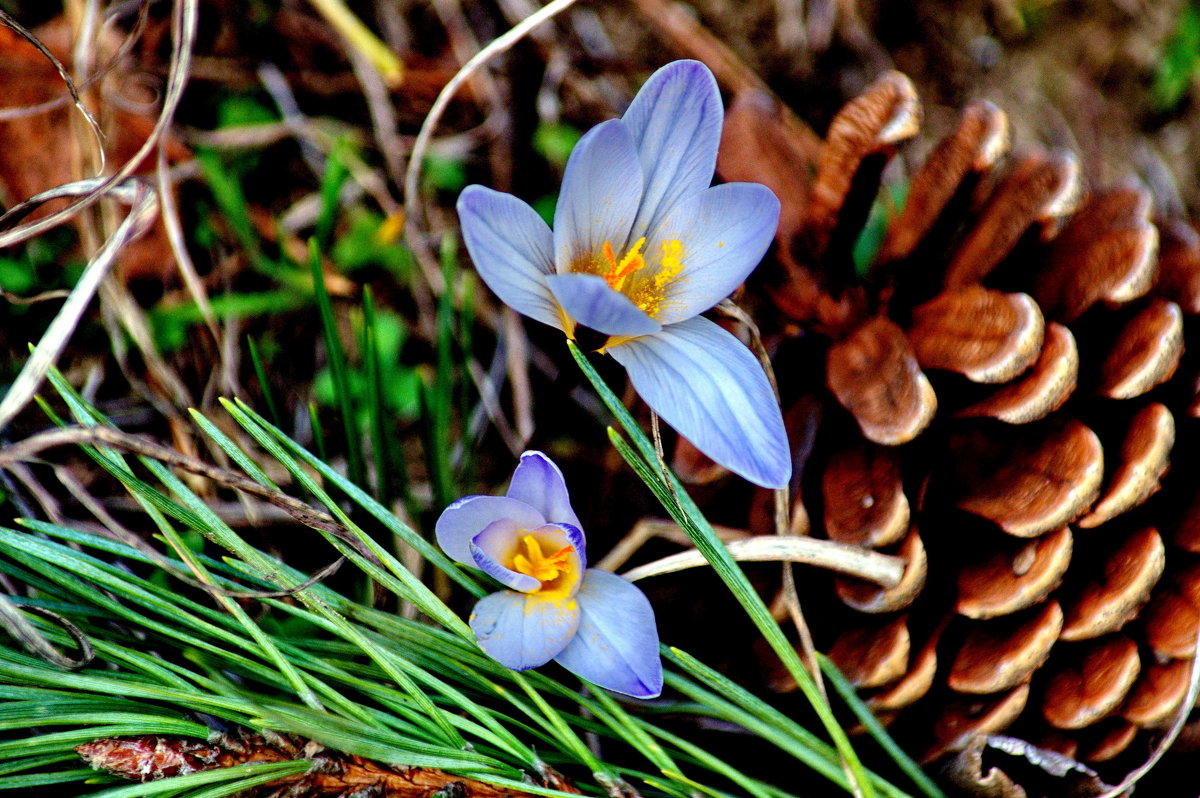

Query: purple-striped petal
left=506, top=451, right=585, bottom=554
left=608, top=316, right=791, bottom=489
left=470, top=591, right=580, bottom=670
left=623, top=60, right=723, bottom=240
left=553, top=569, right=662, bottom=698
left=546, top=273, right=661, bottom=338
left=458, top=186, right=562, bottom=329
left=553, top=120, right=643, bottom=272
left=646, top=183, right=780, bottom=324
left=435, top=495, right=546, bottom=566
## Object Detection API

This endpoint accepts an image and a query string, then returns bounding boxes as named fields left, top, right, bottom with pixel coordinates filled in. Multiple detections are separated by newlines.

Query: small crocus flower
left=436, top=451, right=663, bottom=698
left=458, top=60, right=790, bottom=489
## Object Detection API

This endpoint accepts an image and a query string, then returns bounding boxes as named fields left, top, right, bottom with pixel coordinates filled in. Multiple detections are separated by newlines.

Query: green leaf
left=569, top=340, right=875, bottom=797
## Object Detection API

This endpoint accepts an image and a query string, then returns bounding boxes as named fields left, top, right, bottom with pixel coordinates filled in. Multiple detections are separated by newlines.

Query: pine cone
left=713, top=73, right=1200, bottom=769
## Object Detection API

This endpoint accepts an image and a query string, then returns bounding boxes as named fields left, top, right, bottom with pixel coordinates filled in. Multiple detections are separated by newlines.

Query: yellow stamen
left=511, top=535, right=573, bottom=584
left=602, top=237, right=646, bottom=292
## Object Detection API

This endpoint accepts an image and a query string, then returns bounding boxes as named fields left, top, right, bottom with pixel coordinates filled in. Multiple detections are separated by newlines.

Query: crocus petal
left=471, top=591, right=580, bottom=670
left=622, top=60, right=723, bottom=240
left=458, top=185, right=562, bottom=329
left=469, top=518, right=541, bottom=593
left=506, top=451, right=584, bottom=542
left=435, top=495, right=546, bottom=566
left=553, top=569, right=663, bottom=698
left=553, top=120, right=643, bottom=270
left=546, top=273, right=661, bottom=337
left=646, top=183, right=781, bottom=325
left=608, top=316, right=791, bottom=489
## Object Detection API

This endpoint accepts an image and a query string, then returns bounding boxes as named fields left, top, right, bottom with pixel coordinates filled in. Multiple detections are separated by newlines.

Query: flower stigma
left=510, top=534, right=577, bottom=595
left=573, top=237, right=687, bottom=322
left=602, top=238, right=646, bottom=292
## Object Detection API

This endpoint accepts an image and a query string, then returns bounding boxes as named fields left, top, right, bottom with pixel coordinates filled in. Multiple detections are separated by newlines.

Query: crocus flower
left=436, top=451, right=662, bottom=698
left=458, top=60, right=790, bottom=489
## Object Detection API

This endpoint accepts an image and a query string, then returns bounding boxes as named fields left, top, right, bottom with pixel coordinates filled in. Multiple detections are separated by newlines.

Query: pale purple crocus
left=436, top=451, right=662, bottom=698
left=457, top=60, right=790, bottom=489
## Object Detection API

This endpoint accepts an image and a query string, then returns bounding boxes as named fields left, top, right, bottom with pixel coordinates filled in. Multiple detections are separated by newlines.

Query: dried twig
left=0, top=426, right=353, bottom=547
left=0, top=179, right=158, bottom=431
left=618, top=527, right=905, bottom=587
left=403, top=0, right=582, bottom=294
left=0, top=597, right=94, bottom=670
left=0, top=8, right=104, bottom=169
left=1096, top=616, right=1200, bottom=797
left=0, top=0, right=197, bottom=248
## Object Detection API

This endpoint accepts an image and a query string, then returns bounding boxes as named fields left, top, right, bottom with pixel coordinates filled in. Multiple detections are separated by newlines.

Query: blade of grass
left=569, top=339, right=873, bottom=797
left=307, top=401, right=329, bottom=462
left=361, top=285, right=404, bottom=509
left=82, top=760, right=310, bottom=798
left=315, top=138, right=350, bottom=251
left=309, top=237, right=366, bottom=489
left=223, top=397, right=484, bottom=598
left=819, top=654, right=944, bottom=798
left=246, top=335, right=281, bottom=429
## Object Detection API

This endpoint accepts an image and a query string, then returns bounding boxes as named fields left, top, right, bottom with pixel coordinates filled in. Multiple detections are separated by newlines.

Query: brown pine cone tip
left=706, top=70, right=1200, bottom=772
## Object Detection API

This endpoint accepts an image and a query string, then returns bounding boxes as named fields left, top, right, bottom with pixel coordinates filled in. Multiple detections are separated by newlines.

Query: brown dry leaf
left=0, top=17, right=187, bottom=281
left=942, top=735, right=1114, bottom=798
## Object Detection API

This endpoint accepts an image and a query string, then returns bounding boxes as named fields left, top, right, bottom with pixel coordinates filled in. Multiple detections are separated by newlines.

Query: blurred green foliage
left=534, top=121, right=582, bottom=170
left=313, top=306, right=421, bottom=420
left=1153, top=1, right=1200, bottom=112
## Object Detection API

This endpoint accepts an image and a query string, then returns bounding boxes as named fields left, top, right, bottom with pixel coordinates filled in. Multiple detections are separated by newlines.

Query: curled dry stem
left=0, top=595, right=94, bottom=669
left=619, top=526, right=904, bottom=588
left=0, top=0, right=197, bottom=249
left=403, top=0, right=583, bottom=294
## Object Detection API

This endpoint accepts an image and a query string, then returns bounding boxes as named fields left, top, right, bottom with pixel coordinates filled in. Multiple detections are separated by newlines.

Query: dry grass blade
left=0, top=178, right=158, bottom=431
left=0, top=0, right=196, bottom=249
left=0, top=595, right=94, bottom=669
left=0, top=425, right=353, bottom=541
left=403, top=0, right=583, bottom=294
left=0, top=8, right=104, bottom=171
